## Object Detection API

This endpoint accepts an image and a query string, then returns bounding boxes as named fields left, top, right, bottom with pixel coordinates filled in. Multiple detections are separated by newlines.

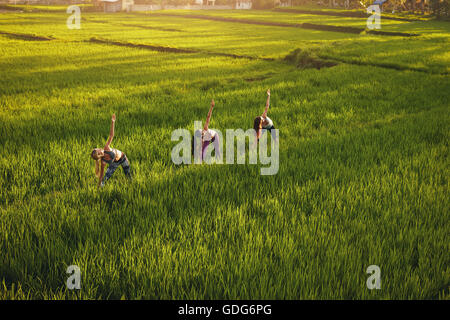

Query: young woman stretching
left=253, top=89, right=275, bottom=140
left=193, top=99, right=221, bottom=160
left=90, top=114, right=132, bottom=187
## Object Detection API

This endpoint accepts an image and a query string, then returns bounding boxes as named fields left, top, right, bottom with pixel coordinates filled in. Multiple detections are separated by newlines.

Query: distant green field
left=0, top=7, right=449, bottom=299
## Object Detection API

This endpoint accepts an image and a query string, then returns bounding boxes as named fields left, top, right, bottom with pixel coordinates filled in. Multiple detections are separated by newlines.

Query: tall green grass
left=0, top=9, right=449, bottom=299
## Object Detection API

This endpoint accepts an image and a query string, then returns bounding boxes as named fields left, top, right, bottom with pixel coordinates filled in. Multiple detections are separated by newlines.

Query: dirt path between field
left=84, top=18, right=185, bottom=32
left=0, top=31, right=53, bottom=41
left=149, top=12, right=419, bottom=37
left=88, top=37, right=443, bottom=74
left=91, top=36, right=442, bottom=74
left=0, top=5, right=23, bottom=12
left=317, top=54, right=447, bottom=74
left=88, top=37, right=275, bottom=61
left=0, top=30, right=438, bottom=74
left=118, top=23, right=184, bottom=33
left=89, top=37, right=196, bottom=53
left=273, top=8, right=419, bottom=22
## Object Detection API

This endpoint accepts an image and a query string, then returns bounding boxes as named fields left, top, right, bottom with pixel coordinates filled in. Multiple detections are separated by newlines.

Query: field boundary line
left=317, top=54, right=449, bottom=75
left=147, top=12, right=419, bottom=37
left=83, top=18, right=185, bottom=32
left=0, top=29, right=439, bottom=74
left=272, top=8, right=421, bottom=22
left=87, top=37, right=275, bottom=61
left=88, top=37, right=197, bottom=53
left=0, top=30, right=54, bottom=41
left=90, top=35, right=442, bottom=74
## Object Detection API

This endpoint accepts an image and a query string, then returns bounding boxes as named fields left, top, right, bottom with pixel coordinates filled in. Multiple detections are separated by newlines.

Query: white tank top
left=262, top=116, right=273, bottom=129
left=110, top=148, right=122, bottom=161
left=202, top=129, right=216, bottom=141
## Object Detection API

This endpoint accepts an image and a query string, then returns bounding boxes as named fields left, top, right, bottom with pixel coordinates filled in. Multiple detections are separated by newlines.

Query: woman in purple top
left=193, top=99, right=221, bottom=160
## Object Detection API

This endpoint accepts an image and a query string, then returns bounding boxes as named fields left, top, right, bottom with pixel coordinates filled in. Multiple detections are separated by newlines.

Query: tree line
left=15, top=0, right=449, bottom=18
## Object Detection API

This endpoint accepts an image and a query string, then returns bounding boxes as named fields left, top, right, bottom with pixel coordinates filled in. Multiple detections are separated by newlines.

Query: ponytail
left=254, top=117, right=262, bottom=140
left=91, top=149, right=102, bottom=179
left=94, top=159, right=101, bottom=178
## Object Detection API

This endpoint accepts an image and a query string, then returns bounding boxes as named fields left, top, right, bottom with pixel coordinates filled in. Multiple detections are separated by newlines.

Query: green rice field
left=0, top=5, right=449, bottom=299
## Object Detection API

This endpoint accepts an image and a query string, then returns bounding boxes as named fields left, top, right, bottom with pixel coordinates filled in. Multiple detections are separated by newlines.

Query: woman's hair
left=253, top=116, right=262, bottom=138
left=91, top=149, right=101, bottom=178
left=91, top=149, right=99, bottom=160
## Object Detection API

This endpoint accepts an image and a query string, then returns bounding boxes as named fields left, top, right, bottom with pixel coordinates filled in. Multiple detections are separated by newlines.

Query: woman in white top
left=193, top=99, right=221, bottom=160
left=254, top=89, right=275, bottom=140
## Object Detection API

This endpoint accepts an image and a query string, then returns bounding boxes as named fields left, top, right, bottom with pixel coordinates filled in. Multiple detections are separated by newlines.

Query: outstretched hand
left=112, top=114, right=116, bottom=122
left=211, top=99, right=215, bottom=107
left=267, top=89, right=270, bottom=96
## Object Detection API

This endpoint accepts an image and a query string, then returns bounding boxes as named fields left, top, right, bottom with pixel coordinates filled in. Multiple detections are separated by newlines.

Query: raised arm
left=262, top=89, right=270, bottom=118
left=104, top=114, right=116, bottom=150
left=203, top=99, right=215, bottom=131
left=98, top=162, right=105, bottom=187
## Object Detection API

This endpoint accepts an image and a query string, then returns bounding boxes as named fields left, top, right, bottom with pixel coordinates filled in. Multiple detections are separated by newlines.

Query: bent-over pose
left=253, top=89, right=275, bottom=140
left=91, top=114, right=131, bottom=187
left=193, top=99, right=221, bottom=160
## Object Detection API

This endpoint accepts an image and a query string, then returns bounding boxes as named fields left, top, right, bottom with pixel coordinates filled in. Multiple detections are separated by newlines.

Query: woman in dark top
left=91, top=114, right=131, bottom=187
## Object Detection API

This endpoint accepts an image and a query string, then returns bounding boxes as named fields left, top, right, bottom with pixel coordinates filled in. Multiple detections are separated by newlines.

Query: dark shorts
left=202, top=136, right=216, bottom=154
left=261, top=125, right=276, bottom=141
left=102, top=153, right=132, bottom=185
left=262, top=125, right=275, bottom=135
